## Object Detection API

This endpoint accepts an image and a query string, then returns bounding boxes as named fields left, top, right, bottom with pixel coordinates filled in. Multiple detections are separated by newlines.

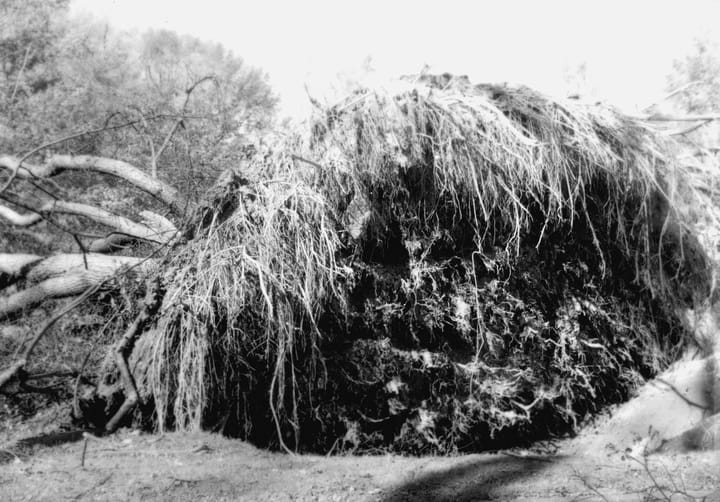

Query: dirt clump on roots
left=92, top=76, right=714, bottom=455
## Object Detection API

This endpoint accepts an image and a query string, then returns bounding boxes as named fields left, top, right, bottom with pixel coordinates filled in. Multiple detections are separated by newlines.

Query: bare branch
left=88, top=234, right=134, bottom=253
left=641, top=80, right=706, bottom=112
left=0, top=202, right=41, bottom=226
left=44, top=201, right=177, bottom=244
left=0, top=110, right=214, bottom=196
left=9, top=46, right=33, bottom=104
left=105, top=278, right=162, bottom=432
left=641, top=113, right=720, bottom=122
left=668, top=119, right=715, bottom=136
left=0, top=155, right=191, bottom=214
left=149, top=75, right=218, bottom=179
left=0, top=192, right=114, bottom=243
left=152, top=120, right=182, bottom=177
left=0, top=199, right=178, bottom=244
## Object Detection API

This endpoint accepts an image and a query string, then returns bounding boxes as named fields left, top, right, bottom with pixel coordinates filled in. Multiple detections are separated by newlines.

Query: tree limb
left=0, top=198, right=178, bottom=244
left=9, top=45, right=33, bottom=104
left=146, top=75, right=217, bottom=180
left=105, top=278, right=162, bottom=432
left=0, top=202, right=42, bottom=226
left=43, top=201, right=177, bottom=244
left=88, top=233, right=134, bottom=253
left=0, top=254, right=155, bottom=319
left=0, top=112, right=202, bottom=196
left=640, top=113, right=720, bottom=122
left=641, top=80, right=706, bottom=112
left=0, top=155, right=191, bottom=214
left=668, top=119, right=715, bottom=136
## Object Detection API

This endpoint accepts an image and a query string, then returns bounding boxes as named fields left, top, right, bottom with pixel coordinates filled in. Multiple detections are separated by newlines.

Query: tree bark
left=0, top=253, right=43, bottom=289
left=88, top=234, right=134, bottom=253
left=0, top=254, right=155, bottom=319
left=0, top=201, right=178, bottom=244
left=0, top=203, right=41, bottom=226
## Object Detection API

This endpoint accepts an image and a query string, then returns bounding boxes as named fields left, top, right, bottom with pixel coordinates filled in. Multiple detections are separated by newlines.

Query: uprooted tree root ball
left=80, top=79, right=714, bottom=453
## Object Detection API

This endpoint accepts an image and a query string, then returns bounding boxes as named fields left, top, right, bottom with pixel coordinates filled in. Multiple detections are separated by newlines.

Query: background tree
left=0, top=0, right=277, bottom=255
left=661, top=38, right=720, bottom=146
left=667, top=39, right=720, bottom=113
left=0, top=1, right=278, bottom=423
left=0, top=0, right=70, bottom=146
left=133, top=29, right=277, bottom=194
left=0, top=0, right=276, bottom=319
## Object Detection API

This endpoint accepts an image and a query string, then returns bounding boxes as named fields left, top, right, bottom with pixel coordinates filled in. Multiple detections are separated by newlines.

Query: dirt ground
left=1, top=358, right=719, bottom=502
left=0, top=429, right=717, bottom=502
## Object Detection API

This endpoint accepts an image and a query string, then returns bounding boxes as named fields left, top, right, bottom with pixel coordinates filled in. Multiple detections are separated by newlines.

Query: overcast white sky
left=70, top=0, right=720, bottom=118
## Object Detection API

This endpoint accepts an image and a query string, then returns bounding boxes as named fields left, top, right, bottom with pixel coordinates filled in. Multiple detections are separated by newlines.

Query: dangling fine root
left=105, top=278, right=163, bottom=433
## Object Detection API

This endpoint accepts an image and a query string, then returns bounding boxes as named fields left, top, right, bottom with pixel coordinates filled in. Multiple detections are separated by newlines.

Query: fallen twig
left=501, top=451, right=554, bottom=463
left=80, top=438, right=88, bottom=469
left=70, top=473, right=113, bottom=500
left=654, top=378, right=709, bottom=410
left=571, top=469, right=611, bottom=502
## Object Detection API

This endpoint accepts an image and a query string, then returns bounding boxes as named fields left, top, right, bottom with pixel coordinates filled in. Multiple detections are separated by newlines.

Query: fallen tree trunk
left=0, top=254, right=155, bottom=319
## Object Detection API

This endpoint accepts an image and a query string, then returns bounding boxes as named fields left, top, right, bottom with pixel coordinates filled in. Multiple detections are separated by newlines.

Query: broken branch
left=105, top=278, right=162, bottom=432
